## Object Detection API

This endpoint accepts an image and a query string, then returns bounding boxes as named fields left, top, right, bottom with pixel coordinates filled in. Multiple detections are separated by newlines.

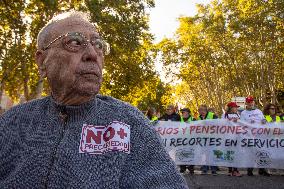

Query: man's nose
left=82, top=43, right=98, bottom=62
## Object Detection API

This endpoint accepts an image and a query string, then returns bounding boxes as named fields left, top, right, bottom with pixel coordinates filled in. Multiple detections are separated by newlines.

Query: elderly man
left=159, top=104, right=181, bottom=121
left=0, top=11, right=188, bottom=189
left=240, top=96, right=269, bottom=177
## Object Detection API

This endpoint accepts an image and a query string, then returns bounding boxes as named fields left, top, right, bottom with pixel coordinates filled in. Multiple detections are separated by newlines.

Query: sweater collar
left=48, top=96, right=98, bottom=123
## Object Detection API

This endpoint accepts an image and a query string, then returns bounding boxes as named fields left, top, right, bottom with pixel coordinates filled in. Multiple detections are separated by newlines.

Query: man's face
left=181, top=111, right=189, bottom=119
left=246, top=101, right=254, bottom=109
left=268, top=106, right=276, bottom=115
left=231, top=107, right=238, bottom=113
left=198, top=107, right=207, bottom=116
left=166, top=107, right=175, bottom=115
left=39, top=18, right=104, bottom=101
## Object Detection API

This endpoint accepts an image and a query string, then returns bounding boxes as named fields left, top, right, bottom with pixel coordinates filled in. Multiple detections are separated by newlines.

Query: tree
left=158, top=0, right=284, bottom=115
left=1, top=0, right=170, bottom=110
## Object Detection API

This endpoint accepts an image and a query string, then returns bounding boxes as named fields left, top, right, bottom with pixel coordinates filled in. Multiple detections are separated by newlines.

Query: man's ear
left=35, top=50, right=47, bottom=78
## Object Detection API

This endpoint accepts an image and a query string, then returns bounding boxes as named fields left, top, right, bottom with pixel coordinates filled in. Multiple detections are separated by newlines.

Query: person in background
left=240, top=96, right=270, bottom=176
left=197, top=104, right=218, bottom=175
left=180, top=108, right=195, bottom=174
left=197, top=104, right=218, bottom=120
left=146, top=107, right=158, bottom=122
left=207, top=107, right=216, bottom=115
left=222, top=102, right=242, bottom=177
left=240, top=96, right=266, bottom=124
left=281, top=113, right=284, bottom=121
left=159, top=104, right=181, bottom=121
left=222, top=102, right=240, bottom=121
left=280, top=106, right=284, bottom=121
left=180, top=108, right=195, bottom=123
left=263, top=103, right=282, bottom=175
left=263, top=103, right=281, bottom=123
left=278, top=107, right=284, bottom=122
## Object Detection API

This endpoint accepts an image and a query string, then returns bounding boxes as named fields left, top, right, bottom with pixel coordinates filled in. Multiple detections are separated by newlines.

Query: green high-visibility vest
left=265, top=115, right=281, bottom=123
left=150, top=116, right=158, bottom=122
left=181, top=116, right=194, bottom=123
left=197, top=112, right=215, bottom=120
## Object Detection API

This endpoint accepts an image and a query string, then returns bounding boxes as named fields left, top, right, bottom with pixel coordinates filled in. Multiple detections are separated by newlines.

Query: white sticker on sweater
left=79, top=121, right=130, bottom=154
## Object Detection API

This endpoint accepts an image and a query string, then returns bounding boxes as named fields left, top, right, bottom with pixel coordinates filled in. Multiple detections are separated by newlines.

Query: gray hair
left=37, top=10, right=92, bottom=50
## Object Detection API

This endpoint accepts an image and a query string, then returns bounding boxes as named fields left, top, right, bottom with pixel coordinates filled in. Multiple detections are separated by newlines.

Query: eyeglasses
left=269, top=108, right=276, bottom=110
left=42, top=32, right=110, bottom=55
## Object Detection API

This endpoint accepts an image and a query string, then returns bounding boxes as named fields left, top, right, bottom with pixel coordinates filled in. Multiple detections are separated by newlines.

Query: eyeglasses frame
left=42, top=32, right=110, bottom=55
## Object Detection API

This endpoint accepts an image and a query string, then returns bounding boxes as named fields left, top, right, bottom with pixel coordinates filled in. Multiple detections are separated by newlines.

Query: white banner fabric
left=154, top=120, right=284, bottom=168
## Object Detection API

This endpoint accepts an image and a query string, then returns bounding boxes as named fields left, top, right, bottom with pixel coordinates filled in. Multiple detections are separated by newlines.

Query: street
left=183, top=168, right=284, bottom=189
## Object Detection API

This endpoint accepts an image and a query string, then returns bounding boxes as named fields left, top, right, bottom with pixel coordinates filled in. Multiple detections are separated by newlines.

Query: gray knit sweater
left=0, top=95, right=188, bottom=189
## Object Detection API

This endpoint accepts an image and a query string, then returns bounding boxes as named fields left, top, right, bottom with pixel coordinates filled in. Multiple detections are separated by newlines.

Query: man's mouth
left=80, top=72, right=100, bottom=80
left=83, top=73, right=97, bottom=78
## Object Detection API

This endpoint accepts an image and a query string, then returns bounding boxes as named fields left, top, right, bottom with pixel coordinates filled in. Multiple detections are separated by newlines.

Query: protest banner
left=154, top=120, right=284, bottom=168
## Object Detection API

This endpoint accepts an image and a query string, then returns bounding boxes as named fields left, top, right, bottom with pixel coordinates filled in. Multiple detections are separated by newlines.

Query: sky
left=149, top=0, right=211, bottom=43
left=148, top=0, right=211, bottom=84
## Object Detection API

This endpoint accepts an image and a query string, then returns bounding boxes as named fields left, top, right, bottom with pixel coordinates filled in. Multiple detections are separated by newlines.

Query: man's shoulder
left=96, top=95, right=152, bottom=130
left=253, top=108, right=262, bottom=113
left=96, top=95, right=143, bottom=117
left=96, top=95, right=135, bottom=110
left=1, top=97, right=50, bottom=120
left=240, top=110, right=248, bottom=114
left=240, top=110, right=248, bottom=118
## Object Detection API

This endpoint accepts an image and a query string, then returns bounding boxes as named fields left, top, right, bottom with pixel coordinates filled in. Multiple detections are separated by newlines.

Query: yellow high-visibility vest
left=265, top=115, right=281, bottom=123
left=151, top=116, right=158, bottom=122
left=197, top=112, right=215, bottom=120
left=181, top=116, right=194, bottom=123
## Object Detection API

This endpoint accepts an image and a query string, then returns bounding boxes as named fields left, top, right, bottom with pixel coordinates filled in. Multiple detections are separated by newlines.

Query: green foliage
left=159, top=0, right=284, bottom=115
left=0, top=0, right=172, bottom=110
left=122, top=77, right=174, bottom=112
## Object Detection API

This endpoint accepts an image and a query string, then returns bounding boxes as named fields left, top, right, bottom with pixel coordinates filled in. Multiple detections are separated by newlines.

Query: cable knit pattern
left=0, top=95, right=188, bottom=189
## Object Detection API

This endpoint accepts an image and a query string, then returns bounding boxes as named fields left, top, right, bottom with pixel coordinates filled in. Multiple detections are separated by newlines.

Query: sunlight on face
left=246, top=102, right=254, bottom=109
left=181, top=111, right=189, bottom=118
left=166, top=107, right=175, bottom=115
left=231, top=107, right=238, bottom=113
left=268, top=106, right=276, bottom=116
left=198, top=108, right=207, bottom=116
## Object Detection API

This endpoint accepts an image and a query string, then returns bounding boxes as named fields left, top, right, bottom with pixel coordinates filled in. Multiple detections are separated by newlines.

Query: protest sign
left=154, top=120, right=284, bottom=168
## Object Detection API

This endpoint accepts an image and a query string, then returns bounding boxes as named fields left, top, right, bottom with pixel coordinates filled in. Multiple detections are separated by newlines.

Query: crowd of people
left=146, top=96, right=284, bottom=177
left=1, top=7, right=282, bottom=188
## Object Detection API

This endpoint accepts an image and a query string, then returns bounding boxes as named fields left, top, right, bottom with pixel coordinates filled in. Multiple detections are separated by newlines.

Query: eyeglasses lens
left=62, top=33, right=109, bottom=55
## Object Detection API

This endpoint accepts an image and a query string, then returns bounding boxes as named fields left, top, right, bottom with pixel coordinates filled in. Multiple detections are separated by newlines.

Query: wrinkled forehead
left=51, top=17, right=99, bottom=39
